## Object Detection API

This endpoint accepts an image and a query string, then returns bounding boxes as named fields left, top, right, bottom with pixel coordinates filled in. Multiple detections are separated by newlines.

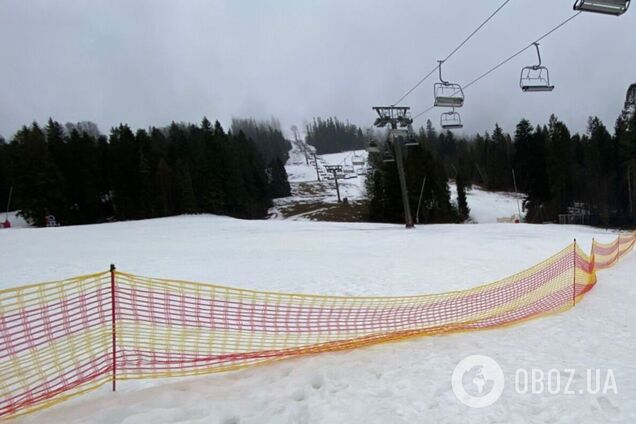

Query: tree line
left=305, top=117, right=366, bottom=154
left=418, top=109, right=636, bottom=226
left=231, top=118, right=291, bottom=165
left=0, top=117, right=291, bottom=226
left=366, top=106, right=636, bottom=227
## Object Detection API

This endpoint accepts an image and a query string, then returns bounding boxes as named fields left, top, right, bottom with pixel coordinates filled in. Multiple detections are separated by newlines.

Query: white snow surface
left=1, top=214, right=634, bottom=423
left=449, top=183, right=525, bottom=224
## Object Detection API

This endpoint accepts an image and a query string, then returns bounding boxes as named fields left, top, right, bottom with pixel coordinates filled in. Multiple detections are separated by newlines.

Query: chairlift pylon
left=440, top=108, right=463, bottom=130
left=573, top=0, right=630, bottom=15
left=434, top=60, right=465, bottom=108
left=520, top=43, right=554, bottom=92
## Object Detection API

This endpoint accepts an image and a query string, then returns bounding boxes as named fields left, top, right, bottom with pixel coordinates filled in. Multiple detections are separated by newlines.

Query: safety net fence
left=1, top=232, right=635, bottom=420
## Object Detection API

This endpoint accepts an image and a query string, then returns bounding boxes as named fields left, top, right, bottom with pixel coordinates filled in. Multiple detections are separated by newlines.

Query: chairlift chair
left=366, top=140, right=381, bottom=153
left=434, top=60, right=465, bottom=108
left=425, top=193, right=439, bottom=211
left=440, top=109, right=464, bottom=130
left=573, top=0, right=630, bottom=15
left=352, top=154, right=365, bottom=166
left=520, top=43, right=554, bottom=92
left=404, top=137, right=419, bottom=147
left=382, top=151, right=396, bottom=163
left=390, top=128, right=409, bottom=140
left=396, top=113, right=414, bottom=128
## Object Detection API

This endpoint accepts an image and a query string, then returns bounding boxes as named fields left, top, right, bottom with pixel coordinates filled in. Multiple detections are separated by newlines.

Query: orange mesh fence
left=592, top=232, right=636, bottom=269
left=1, top=232, right=634, bottom=420
left=0, top=273, right=113, bottom=419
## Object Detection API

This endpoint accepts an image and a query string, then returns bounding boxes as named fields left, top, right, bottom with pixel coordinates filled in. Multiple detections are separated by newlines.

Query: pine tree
left=109, top=124, right=140, bottom=219
left=545, top=115, right=574, bottom=220
left=456, top=171, right=470, bottom=222
left=175, top=159, right=197, bottom=214
left=9, top=123, right=67, bottom=226
left=268, top=158, right=291, bottom=198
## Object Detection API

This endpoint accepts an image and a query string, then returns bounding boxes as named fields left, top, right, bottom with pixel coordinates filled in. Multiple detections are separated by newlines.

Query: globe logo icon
left=452, top=355, right=505, bottom=408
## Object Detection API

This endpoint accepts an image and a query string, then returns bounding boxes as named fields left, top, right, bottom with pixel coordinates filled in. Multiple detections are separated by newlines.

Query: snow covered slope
left=449, top=183, right=524, bottom=223
left=269, top=143, right=368, bottom=220
left=2, top=216, right=634, bottom=424
left=278, top=142, right=525, bottom=225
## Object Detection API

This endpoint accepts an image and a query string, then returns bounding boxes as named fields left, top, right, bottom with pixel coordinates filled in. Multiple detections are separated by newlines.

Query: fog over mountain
left=1, top=0, right=634, bottom=137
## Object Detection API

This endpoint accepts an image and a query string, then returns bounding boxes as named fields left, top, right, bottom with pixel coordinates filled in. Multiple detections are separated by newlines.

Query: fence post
left=110, top=264, right=117, bottom=392
left=572, top=239, right=576, bottom=307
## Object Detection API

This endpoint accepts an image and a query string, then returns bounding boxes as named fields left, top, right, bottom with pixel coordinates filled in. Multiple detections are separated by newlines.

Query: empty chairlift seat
left=434, top=60, right=465, bottom=108
left=404, top=137, right=419, bottom=147
left=520, top=43, right=554, bottom=92
left=520, top=68, right=554, bottom=92
left=366, top=140, right=381, bottom=153
left=440, top=109, right=463, bottom=130
left=343, top=165, right=355, bottom=174
left=573, top=0, right=630, bottom=15
left=382, top=151, right=396, bottom=163
left=352, top=154, right=365, bottom=166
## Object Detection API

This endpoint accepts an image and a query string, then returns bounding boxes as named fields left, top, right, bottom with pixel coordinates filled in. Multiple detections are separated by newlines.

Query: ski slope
left=1, top=214, right=634, bottom=423
left=277, top=143, right=526, bottom=223
left=269, top=145, right=368, bottom=219
left=449, top=183, right=525, bottom=223
left=289, top=149, right=369, bottom=202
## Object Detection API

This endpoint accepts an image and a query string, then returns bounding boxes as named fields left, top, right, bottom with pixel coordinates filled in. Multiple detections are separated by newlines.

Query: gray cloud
left=1, top=0, right=634, bottom=138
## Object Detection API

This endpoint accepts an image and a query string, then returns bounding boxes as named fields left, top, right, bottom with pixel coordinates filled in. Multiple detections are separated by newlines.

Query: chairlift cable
left=441, top=0, right=512, bottom=64
left=393, top=0, right=512, bottom=106
left=463, top=11, right=582, bottom=91
left=411, top=11, right=583, bottom=121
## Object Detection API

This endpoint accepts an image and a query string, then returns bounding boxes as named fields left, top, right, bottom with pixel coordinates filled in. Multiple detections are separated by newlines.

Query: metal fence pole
left=572, top=239, right=576, bottom=307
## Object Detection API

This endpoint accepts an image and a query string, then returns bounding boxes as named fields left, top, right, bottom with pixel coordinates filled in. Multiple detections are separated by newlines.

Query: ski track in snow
left=1, top=213, right=634, bottom=424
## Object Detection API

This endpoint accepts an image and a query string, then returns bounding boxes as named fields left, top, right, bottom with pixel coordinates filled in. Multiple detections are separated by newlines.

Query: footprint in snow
left=220, top=416, right=240, bottom=424
left=292, top=390, right=306, bottom=401
left=311, top=375, right=324, bottom=390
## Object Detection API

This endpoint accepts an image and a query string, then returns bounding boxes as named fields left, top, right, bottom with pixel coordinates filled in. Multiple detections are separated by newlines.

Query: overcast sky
left=1, top=0, right=635, bottom=139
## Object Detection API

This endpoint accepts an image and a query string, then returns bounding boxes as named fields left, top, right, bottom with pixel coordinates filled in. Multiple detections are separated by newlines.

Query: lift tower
left=372, top=106, right=414, bottom=228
